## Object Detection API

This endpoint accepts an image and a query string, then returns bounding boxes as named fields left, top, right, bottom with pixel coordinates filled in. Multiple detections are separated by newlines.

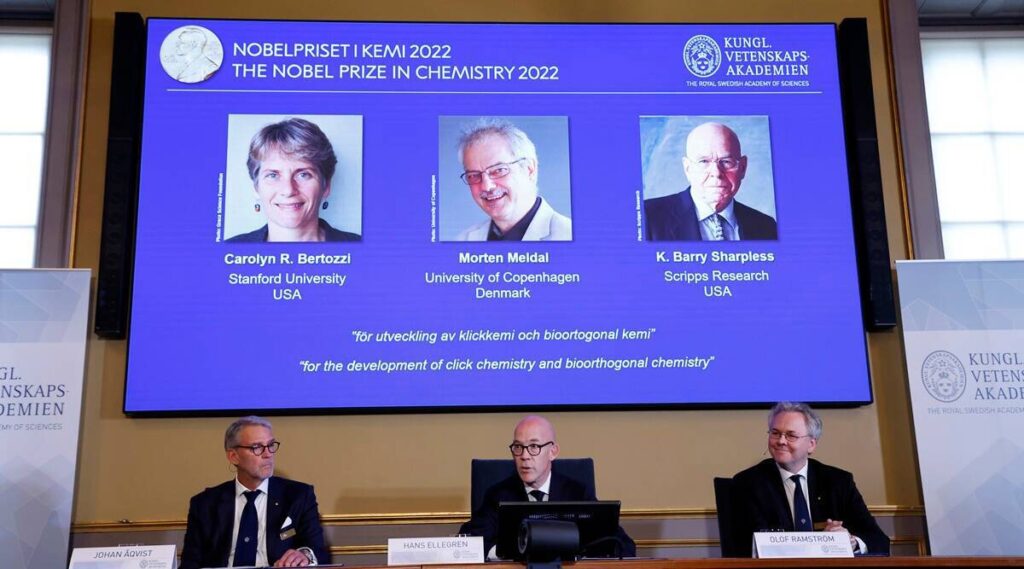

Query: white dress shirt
left=524, top=475, right=552, bottom=501
left=691, top=192, right=740, bottom=241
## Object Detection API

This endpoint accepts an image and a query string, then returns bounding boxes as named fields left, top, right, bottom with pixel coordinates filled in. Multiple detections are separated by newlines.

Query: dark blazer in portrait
left=644, top=188, right=778, bottom=241
left=731, top=458, right=890, bottom=557
left=458, top=472, right=636, bottom=558
left=179, top=476, right=329, bottom=569
left=226, top=218, right=361, bottom=242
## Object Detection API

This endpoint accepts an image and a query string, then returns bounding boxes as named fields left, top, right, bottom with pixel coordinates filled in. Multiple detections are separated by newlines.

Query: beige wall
left=72, top=0, right=919, bottom=525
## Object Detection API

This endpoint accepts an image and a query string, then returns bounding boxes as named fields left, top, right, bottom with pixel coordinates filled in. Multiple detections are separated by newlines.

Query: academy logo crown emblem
left=921, top=350, right=967, bottom=402
left=683, top=34, right=722, bottom=78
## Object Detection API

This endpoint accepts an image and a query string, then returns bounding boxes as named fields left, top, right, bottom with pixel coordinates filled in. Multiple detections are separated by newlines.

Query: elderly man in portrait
left=459, top=415, right=635, bottom=559
left=455, top=120, right=572, bottom=241
left=644, top=121, right=777, bottom=241
left=730, top=402, right=890, bottom=557
left=180, top=416, right=328, bottom=568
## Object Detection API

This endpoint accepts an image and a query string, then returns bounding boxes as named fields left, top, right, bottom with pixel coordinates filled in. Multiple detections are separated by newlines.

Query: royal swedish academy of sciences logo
left=921, top=350, right=967, bottom=402
left=683, top=35, right=722, bottom=78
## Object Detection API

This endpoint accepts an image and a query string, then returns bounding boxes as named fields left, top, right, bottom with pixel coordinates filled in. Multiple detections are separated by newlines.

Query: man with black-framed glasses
left=454, top=119, right=572, bottom=241
left=458, top=415, right=635, bottom=558
left=181, top=416, right=328, bottom=568
left=730, top=402, right=889, bottom=557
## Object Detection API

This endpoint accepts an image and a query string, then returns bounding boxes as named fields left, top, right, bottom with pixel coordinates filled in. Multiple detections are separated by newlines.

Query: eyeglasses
left=767, top=430, right=811, bottom=443
left=461, top=158, right=527, bottom=185
left=509, top=441, right=554, bottom=456
left=689, top=157, right=741, bottom=172
left=234, top=441, right=281, bottom=456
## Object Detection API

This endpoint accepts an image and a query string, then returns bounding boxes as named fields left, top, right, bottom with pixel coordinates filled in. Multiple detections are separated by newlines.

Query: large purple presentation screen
left=124, top=19, right=871, bottom=413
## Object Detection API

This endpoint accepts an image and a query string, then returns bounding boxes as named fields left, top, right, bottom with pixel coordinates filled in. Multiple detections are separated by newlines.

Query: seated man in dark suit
left=459, top=415, right=636, bottom=559
left=731, top=402, right=889, bottom=556
left=180, top=416, right=328, bottom=568
left=644, top=121, right=777, bottom=241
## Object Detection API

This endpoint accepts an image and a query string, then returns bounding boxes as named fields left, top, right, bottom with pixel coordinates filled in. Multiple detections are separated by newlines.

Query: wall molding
left=893, top=537, right=929, bottom=557
left=326, top=537, right=928, bottom=557
left=72, top=505, right=926, bottom=533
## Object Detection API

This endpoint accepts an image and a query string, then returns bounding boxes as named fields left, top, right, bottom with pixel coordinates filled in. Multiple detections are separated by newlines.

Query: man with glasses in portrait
left=730, top=402, right=890, bottom=557
left=455, top=119, right=572, bottom=241
left=180, top=416, right=328, bottom=568
left=644, top=121, right=777, bottom=241
left=458, top=415, right=635, bottom=559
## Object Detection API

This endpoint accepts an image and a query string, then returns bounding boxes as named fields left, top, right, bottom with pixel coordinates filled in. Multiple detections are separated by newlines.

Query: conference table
left=296, top=559, right=1024, bottom=569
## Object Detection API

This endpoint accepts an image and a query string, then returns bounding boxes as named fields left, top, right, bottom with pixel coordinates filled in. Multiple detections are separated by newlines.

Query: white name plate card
left=753, top=531, right=854, bottom=558
left=68, top=545, right=176, bottom=569
left=387, top=536, right=484, bottom=565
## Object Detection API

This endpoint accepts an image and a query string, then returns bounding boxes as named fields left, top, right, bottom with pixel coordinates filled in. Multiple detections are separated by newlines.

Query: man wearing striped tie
left=730, top=402, right=889, bottom=557
left=644, top=121, right=778, bottom=241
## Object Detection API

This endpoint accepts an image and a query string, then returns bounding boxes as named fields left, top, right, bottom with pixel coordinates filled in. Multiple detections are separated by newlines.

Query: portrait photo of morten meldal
left=438, top=116, right=573, bottom=242
left=641, top=116, right=778, bottom=242
left=222, top=114, right=363, bottom=243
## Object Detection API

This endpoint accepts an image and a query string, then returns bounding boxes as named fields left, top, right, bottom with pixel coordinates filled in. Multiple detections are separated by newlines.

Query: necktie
left=707, top=214, right=724, bottom=241
left=790, top=475, right=812, bottom=531
left=717, top=214, right=733, bottom=241
left=235, top=489, right=261, bottom=566
left=529, top=489, right=546, bottom=502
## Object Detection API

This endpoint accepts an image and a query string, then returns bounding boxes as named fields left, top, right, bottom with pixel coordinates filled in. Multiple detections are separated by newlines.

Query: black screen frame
left=119, top=17, right=879, bottom=417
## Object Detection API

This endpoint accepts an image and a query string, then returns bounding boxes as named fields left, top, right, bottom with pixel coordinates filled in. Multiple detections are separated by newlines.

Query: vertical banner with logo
left=897, top=260, right=1024, bottom=555
left=0, top=270, right=91, bottom=569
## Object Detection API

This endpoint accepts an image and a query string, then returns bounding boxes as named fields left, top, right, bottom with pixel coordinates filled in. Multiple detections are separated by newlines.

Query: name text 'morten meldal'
left=458, top=251, right=550, bottom=264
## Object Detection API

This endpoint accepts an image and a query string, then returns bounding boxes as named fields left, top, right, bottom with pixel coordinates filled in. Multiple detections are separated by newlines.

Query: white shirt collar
left=235, top=477, right=269, bottom=497
left=690, top=190, right=738, bottom=226
left=775, top=460, right=809, bottom=481
left=524, top=472, right=553, bottom=498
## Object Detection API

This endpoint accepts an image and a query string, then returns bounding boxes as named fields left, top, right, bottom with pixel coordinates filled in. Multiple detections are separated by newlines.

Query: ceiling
left=919, top=0, right=1024, bottom=24
left=0, top=0, right=54, bottom=20
left=1, top=0, right=1023, bottom=25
